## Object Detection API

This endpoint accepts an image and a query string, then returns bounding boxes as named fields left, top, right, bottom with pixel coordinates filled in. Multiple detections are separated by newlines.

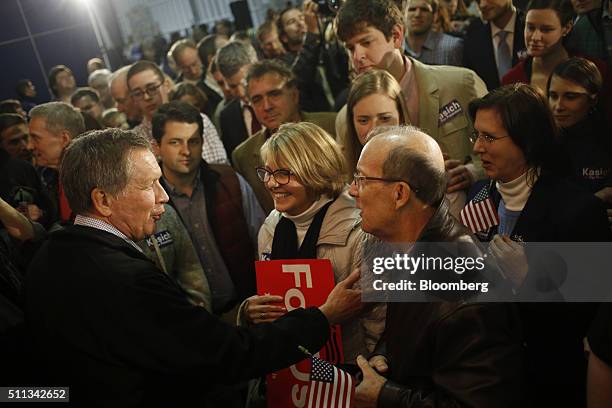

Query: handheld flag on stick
left=304, top=353, right=355, bottom=408
left=460, top=184, right=499, bottom=234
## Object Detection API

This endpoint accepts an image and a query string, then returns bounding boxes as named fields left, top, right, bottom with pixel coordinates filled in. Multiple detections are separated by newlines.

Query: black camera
left=314, top=0, right=342, bottom=16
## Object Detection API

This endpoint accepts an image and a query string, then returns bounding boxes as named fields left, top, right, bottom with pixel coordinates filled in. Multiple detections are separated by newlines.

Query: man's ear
left=291, top=85, right=300, bottom=105
left=59, top=130, right=72, bottom=149
left=393, top=182, right=411, bottom=209
left=91, top=187, right=113, bottom=217
left=562, top=20, right=573, bottom=37
left=391, top=24, right=405, bottom=49
left=151, top=139, right=161, bottom=159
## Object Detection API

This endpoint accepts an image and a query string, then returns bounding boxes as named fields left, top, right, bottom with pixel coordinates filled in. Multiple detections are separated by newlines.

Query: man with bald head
left=349, top=126, right=526, bottom=407
left=109, top=66, right=142, bottom=128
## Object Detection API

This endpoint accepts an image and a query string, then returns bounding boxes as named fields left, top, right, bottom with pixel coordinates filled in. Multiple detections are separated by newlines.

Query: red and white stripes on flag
left=305, top=356, right=355, bottom=408
left=460, top=185, right=500, bottom=234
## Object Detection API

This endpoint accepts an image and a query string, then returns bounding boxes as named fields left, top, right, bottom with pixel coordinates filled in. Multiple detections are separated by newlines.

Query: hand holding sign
left=319, top=269, right=363, bottom=325
left=244, top=294, right=286, bottom=324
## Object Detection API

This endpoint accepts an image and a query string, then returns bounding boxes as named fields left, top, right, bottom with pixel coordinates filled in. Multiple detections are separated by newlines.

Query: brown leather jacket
left=375, top=199, right=528, bottom=407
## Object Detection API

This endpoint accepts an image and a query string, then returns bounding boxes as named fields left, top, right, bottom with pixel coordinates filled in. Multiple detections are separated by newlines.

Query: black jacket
left=25, top=225, right=329, bottom=407
left=218, top=98, right=249, bottom=160
left=462, top=11, right=525, bottom=90
left=467, top=176, right=611, bottom=407
left=560, top=112, right=612, bottom=194
left=376, top=199, right=527, bottom=407
left=0, top=150, right=54, bottom=227
left=469, top=175, right=611, bottom=243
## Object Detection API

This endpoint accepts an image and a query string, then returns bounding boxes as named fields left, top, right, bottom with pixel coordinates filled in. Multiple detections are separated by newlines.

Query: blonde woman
left=342, top=69, right=409, bottom=174
left=240, top=122, right=385, bottom=362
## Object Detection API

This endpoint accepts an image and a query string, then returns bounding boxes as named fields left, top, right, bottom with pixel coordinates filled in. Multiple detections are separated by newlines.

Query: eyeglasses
left=470, top=130, right=510, bottom=144
left=352, top=173, right=419, bottom=193
left=256, top=167, right=294, bottom=185
left=130, top=82, right=163, bottom=100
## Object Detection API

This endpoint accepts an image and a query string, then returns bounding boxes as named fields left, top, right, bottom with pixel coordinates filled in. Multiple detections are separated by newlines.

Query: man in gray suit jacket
left=232, top=60, right=336, bottom=214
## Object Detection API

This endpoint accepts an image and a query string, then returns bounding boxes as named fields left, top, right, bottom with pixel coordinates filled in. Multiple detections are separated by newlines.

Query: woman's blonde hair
left=343, top=69, right=409, bottom=173
left=260, top=122, right=348, bottom=198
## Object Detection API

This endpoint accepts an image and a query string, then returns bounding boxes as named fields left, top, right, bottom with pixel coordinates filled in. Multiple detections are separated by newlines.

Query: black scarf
left=270, top=201, right=334, bottom=260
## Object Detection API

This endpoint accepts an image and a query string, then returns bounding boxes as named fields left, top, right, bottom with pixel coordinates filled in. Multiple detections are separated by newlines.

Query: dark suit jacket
left=219, top=98, right=249, bottom=161
left=463, top=10, right=525, bottom=90
left=196, top=78, right=223, bottom=120
left=25, top=225, right=329, bottom=407
left=470, top=176, right=610, bottom=242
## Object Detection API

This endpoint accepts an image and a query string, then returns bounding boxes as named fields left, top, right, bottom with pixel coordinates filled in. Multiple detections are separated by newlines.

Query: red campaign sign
left=256, top=259, right=344, bottom=408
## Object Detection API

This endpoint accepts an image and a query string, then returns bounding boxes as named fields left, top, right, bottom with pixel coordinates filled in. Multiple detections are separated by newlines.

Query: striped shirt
left=133, top=114, right=229, bottom=165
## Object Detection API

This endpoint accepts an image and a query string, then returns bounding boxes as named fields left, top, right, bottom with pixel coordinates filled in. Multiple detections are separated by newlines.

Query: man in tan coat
left=232, top=59, right=336, bottom=214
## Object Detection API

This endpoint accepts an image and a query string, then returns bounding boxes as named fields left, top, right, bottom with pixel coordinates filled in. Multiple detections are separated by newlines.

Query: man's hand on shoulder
left=319, top=269, right=362, bottom=324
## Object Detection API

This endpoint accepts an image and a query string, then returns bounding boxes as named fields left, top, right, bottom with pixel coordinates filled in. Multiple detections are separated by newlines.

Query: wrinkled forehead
left=281, top=8, right=304, bottom=26
left=358, top=138, right=388, bottom=170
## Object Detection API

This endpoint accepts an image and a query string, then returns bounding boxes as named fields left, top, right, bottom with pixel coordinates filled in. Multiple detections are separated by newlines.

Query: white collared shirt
left=490, top=9, right=517, bottom=71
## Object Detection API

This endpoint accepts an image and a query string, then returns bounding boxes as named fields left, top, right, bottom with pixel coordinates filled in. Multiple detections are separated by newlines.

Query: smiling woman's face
left=264, top=161, right=316, bottom=216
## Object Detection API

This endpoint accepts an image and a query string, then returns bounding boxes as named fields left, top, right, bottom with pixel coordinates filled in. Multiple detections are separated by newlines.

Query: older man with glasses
left=127, top=60, right=228, bottom=164
left=348, top=125, right=526, bottom=407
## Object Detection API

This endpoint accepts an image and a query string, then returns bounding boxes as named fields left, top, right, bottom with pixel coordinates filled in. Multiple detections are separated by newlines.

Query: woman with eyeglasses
left=547, top=58, right=612, bottom=200
left=466, top=83, right=610, bottom=407
left=239, top=122, right=384, bottom=362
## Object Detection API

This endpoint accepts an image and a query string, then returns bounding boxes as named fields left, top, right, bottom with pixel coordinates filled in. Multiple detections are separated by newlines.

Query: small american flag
left=460, top=184, right=499, bottom=234
left=305, top=355, right=355, bottom=408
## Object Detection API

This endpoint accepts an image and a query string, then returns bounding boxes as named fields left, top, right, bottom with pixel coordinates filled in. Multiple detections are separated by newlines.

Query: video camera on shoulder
left=314, top=0, right=342, bottom=16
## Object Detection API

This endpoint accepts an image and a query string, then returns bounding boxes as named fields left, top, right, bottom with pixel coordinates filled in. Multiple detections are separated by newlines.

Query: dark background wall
left=0, top=0, right=264, bottom=103
left=0, top=0, right=107, bottom=102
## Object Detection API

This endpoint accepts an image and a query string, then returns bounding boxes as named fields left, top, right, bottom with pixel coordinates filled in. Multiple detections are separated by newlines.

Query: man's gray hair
left=88, top=69, right=112, bottom=86
left=376, top=125, right=447, bottom=206
left=60, top=129, right=151, bottom=214
left=29, top=102, right=85, bottom=138
left=216, top=41, right=258, bottom=79
left=109, top=65, right=131, bottom=86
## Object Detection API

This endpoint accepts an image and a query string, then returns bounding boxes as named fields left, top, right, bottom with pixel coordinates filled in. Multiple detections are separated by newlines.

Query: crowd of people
left=1, top=0, right=611, bottom=406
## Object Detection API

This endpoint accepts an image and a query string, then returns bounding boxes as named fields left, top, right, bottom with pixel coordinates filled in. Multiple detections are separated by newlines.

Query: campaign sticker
left=438, top=99, right=463, bottom=126
left=146, top=230, right=173, bottom=248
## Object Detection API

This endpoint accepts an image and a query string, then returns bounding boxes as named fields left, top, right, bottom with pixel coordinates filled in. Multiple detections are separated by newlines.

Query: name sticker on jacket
left=146, top=230, right=173, bottom=249
left=438, top=100, right=463, bottom=126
